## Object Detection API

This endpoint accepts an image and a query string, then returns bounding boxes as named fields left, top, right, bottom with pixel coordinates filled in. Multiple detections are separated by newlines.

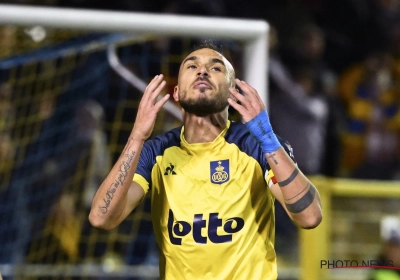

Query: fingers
left=143, top=74, right=167, bottom=106
left=228, top=79, right=266, bottom=123
left=132, top=75, right=170, bottom=141
left=234, top=79, right=265, bottom=110
left=227, top=95, right=246, bottom=116
left=138, top=74, right=169, bottom=113
left=154, top=93, right=171, bottom=111
left=229, top=87, right=250, bottom=109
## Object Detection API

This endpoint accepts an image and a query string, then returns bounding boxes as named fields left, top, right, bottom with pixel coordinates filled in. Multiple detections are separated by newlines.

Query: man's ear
left=173, top=86, right=179, bottom=101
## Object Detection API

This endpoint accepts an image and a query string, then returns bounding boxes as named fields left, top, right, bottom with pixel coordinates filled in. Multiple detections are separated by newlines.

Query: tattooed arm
left=268, top=150, right=322, bottom=229
left=88, top=137, right=145, bottom=230
left=228, top=79, right=322, bottom=229
left=89, top=75, right=170, bottom=230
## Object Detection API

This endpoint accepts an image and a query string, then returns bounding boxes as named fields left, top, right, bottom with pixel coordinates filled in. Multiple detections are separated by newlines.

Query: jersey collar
left=180, top=120, right=231, bottom=155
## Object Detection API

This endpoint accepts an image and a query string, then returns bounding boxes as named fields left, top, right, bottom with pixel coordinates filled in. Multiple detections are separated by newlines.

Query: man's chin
left=181, top=104, right=226, bottom=117
left=183, top=107, right=228, bottom=117
left=179, top=96, right=229, bottom=117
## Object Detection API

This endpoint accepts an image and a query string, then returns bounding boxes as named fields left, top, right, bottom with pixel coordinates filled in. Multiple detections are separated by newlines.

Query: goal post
left=0, top=4, right=269, bottom=107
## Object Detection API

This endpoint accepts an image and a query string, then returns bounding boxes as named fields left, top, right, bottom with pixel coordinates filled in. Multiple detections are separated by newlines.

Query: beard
left=179, top=89, right=229, bottom=117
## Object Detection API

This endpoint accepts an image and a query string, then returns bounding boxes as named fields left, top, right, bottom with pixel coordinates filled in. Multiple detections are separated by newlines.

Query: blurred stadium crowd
left=0, top=0, right=400, bottom=279
left=1, top=0, right=400, bottom=181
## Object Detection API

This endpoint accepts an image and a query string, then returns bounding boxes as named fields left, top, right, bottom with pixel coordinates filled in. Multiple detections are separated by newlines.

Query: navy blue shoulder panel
left=225, top=121, right=296, bottom=174
left=136, top=126, right=182, bottom=187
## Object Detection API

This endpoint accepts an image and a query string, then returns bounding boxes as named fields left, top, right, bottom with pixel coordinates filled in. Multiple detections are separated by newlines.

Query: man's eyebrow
left=182, top=56, right=226, bottom=66
left=182, top=56, right=197, bottom=65
left=211, top=58, right=225, bottom=66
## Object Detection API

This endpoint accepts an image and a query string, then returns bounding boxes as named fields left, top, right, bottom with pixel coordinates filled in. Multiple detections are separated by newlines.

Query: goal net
left=0, top=4, right=268, bottom=279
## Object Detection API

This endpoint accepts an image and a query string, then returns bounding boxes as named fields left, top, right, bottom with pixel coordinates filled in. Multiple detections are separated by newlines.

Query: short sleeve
left=132, top=126, right=181, bottom=191
left=133, top=173, right=150, bottom=195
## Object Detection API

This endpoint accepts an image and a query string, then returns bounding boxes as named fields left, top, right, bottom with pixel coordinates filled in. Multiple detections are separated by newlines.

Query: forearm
left=228, top=80, right=322, bottom=228
left=267, top=148, right=322, bottom=229
left=89, top=74, right=169, bottom=229
left=89, top=133, right=144, bottom=229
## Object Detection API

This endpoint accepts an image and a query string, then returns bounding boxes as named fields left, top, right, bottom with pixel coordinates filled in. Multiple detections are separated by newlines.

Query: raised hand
left=227, top=78, right=266, bottom=123
left=132, top=74, right=170, bottom=141
left=228, top=78, right=281, bottom=154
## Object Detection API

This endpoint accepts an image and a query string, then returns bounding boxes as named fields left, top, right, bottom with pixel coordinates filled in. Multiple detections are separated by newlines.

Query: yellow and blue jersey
left=133, top=120, right=295, bottom=280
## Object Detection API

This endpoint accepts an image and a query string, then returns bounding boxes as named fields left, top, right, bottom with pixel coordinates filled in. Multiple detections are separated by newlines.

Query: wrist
left=245, top=110, right=281, bottom=153
left=130, top=130, right=147, bottom=143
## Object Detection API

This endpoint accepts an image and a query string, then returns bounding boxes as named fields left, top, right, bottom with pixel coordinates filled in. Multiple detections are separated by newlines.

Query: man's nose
left=197, top=66, right=209, bottom=77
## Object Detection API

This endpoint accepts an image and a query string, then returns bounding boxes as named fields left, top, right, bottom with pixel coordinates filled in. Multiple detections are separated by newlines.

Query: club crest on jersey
left=210, top=159, right=229, bottom=184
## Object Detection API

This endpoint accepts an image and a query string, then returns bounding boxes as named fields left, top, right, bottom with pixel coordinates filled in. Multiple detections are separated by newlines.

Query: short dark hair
left=192, top=39, right=224, bottom=56
left=191, top=39, right=235, bottom=68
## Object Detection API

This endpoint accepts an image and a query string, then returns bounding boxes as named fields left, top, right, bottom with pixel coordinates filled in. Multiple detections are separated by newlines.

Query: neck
left=182, top=110, right=228, bottom=144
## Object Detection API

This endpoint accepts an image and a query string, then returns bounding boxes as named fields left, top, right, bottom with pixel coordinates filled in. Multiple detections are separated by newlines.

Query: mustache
left=193, top=76, right=212, bottom=86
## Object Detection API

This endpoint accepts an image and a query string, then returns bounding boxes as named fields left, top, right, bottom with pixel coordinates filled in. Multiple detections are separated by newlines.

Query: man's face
left=173, top=48, right=234, bottom=117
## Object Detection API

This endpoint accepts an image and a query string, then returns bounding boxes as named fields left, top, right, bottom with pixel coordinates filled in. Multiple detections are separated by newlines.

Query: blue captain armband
left=245, top=110, right=281, bottom=153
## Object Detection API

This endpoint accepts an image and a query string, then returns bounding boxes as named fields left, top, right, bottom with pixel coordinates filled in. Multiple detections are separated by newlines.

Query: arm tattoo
left=278, top=167, right=299, bottom=187
left=98, top=151, right=136, bottom=214
left=285, top=184, right=316, bottom=213
left=268, top=153, right=278, bottom=165
left=285, top=183, right=309, bottom=201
